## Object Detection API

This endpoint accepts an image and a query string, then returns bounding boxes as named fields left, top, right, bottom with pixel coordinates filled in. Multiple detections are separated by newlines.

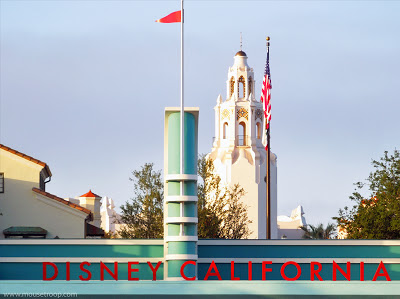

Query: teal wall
left=1, top=240, right=400, bottom=281
left=167, top=112, right=197, bottom=175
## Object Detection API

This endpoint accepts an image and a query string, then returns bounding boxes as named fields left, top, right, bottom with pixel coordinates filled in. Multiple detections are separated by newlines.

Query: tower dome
left=235, top=50, right=247, bottom=57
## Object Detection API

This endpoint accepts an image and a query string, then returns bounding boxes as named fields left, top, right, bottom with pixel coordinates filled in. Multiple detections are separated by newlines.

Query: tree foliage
left=118, top=163, right=164, bottom=239
left=334, top=150, right=400, bottom=239
left=197, top=155, right=251, bottom=239
left=119, top=156, right=251, bottom=239
left=300, top=223, right=336, bottom=239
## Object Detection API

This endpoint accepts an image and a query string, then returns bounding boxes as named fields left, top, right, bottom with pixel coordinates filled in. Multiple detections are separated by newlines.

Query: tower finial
left=240, top=32, right=243, bottom=51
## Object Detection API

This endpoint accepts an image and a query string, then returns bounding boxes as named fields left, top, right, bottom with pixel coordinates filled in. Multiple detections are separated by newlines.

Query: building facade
left=0, top=144, right=91, bottom=239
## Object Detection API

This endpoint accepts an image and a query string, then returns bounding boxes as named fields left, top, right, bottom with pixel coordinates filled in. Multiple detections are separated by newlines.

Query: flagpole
left=266, top=37, right=271, bottom=240
left=179, top=0, right=185, bottom=236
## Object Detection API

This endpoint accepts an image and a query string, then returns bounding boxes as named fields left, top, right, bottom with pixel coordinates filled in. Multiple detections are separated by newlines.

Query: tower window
left=238, top=76, right=246, bottom=99
left=256, top=122, right=262, bottom=139
left=223, top=122, right=228, bottom=139
left=248, top=77, right=253, bottom=96
left=237, top=121, right=246, bottom=146
left=230, top=77, right=235, bottom=98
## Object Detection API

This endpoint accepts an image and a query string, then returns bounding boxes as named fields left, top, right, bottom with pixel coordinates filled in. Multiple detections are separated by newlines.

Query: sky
left=1, top=0, right=399, bottom=229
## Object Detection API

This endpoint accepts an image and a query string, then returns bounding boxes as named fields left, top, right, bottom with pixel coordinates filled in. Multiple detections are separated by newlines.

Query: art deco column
left=164, top=107, right=199, bottom=280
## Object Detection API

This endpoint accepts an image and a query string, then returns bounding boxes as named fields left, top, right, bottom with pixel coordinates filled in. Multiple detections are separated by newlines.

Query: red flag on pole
left=156, top=11, right=182, bottom=23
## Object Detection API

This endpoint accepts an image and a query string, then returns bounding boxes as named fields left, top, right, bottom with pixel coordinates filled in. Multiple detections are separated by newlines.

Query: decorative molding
left=255, top=109, right=263, bottom=121
left=221, top=109, right=230, bottom=120
left=237, top=108, right=248, bottom=120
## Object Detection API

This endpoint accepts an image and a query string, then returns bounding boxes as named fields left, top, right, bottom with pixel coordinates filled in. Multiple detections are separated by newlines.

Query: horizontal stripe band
left=165, top=217, right=198, bottom=224
left=165, top=196, right=198, bottom=202
left=197, top=240, right=400, bottom=246
left=0, top=240, right=164, bottom=245
left=197, top=258, right=400, bottom=264
left=165, top=254, right=198, bottom=261
left=165, top=174, right=197, bottom=181
left=0, top=257, right=163, bottom=263
left=165, top=236, right=198, bottom=242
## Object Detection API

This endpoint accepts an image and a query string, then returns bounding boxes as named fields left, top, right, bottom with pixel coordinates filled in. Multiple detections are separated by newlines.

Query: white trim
left=165, top=254, right=198, bottom=261
left=197, top=258, right=400, bottom=264
left=34, top=194, right=88, bottom=219
left=0, top=258, right=163, bottom=263
left=165, top=236, right=198, bottom=242
left=197, top=240, right=400, bottom=246
left=165, top=196, right=198, bottom=202
left=165, top=217, right=198, bottom=224
left=164, top=277, right=186, bottom=281
left=0, top=239, right=164, bottom=245
left=165, top=174, right=197, bottom=181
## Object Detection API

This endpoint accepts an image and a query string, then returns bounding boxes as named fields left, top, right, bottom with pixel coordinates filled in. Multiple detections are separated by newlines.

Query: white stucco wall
left=0, top=149, right=88, bottom=239
left=209, top=51, right=278, bottom=239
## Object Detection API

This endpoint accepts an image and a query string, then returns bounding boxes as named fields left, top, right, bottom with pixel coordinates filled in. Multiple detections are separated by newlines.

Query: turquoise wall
left=1, top=241, right=400, bottom=281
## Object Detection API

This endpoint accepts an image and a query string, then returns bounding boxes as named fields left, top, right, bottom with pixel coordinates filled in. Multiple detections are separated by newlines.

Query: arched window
left=238, top=121, right=246, bottom=146
left=230, top=77, right=235, bottom=98
left=256, top=122, right=261, bottom=139
left=238, top=76, right=246, bottom=99
left=223, top=122, right=228, bottom=139
left=248, top=77, right=253, bottom=96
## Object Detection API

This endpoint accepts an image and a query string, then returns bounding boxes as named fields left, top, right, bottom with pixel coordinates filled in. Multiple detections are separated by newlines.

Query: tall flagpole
left=179, top=0, right=185, bottom=236
left=266, top=37, right=271, bottom=240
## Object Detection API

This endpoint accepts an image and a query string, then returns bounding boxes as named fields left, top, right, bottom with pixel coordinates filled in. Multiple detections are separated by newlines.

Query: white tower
left=208, top=50, right=278, bottom=239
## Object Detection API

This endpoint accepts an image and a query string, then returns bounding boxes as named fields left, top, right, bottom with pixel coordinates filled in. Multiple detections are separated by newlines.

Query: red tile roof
left=80, top=190, right=101, bottom=198
left=0, top=144, right=52, bottom=177
left=32, top=188, right=92, bottom=217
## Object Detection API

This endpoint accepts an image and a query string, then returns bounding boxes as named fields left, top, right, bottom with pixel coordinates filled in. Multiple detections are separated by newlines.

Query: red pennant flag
left=156, top=11, right=181, bottom=23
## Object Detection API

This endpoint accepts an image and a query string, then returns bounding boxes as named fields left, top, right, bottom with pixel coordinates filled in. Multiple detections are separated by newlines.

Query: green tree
left=119, top=156, right=251, bottom=239
left=197, top=155, right=251, bottom=239
left=334, top=150, right=400, bottom=239
left=118, top=163, right=164, bottom=239
left=300, top=223, right=336, bottom=239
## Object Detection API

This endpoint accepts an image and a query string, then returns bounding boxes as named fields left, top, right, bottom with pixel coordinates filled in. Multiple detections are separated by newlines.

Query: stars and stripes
left=261, top=50, right=271, bottom=130
left=261, top=47, right=271, bottom=150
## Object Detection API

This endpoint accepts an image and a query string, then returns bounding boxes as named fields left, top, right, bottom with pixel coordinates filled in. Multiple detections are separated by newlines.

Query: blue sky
left=1, top=0, right=399, bottom=229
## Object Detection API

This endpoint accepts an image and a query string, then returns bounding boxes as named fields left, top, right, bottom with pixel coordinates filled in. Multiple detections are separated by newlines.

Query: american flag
left=261, top=48, right=271, bottom=149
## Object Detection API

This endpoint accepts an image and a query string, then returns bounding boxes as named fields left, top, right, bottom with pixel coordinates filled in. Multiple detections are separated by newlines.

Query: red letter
left=147, top=261, right=162, bottom=281
left=281, top=261, right=301, bottom=281
left=100, top=262, right=118, bottom=281
left=79, top=262, right=92, bottom=281
left=262, top=261, right=272, bottom=280
left=43, top=262, right=58, bottom=281
left=204, top=261, right=222, bottom=280
left=248, top=261, right=252, bottom=281
left=128, top=262, right=139, bottom=281
left=66, top=262, right=70, bottom=281
left=332, top=261, right=351, bottom=281
left=360, top=262, right=364, bottom=281
left=231, top=261, right=240, bottom=280
left=372, top=261, right=391, bottom=281
left=180, top=261, right=196, bottom=281
left=310, top=262, right=323, bottom=281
